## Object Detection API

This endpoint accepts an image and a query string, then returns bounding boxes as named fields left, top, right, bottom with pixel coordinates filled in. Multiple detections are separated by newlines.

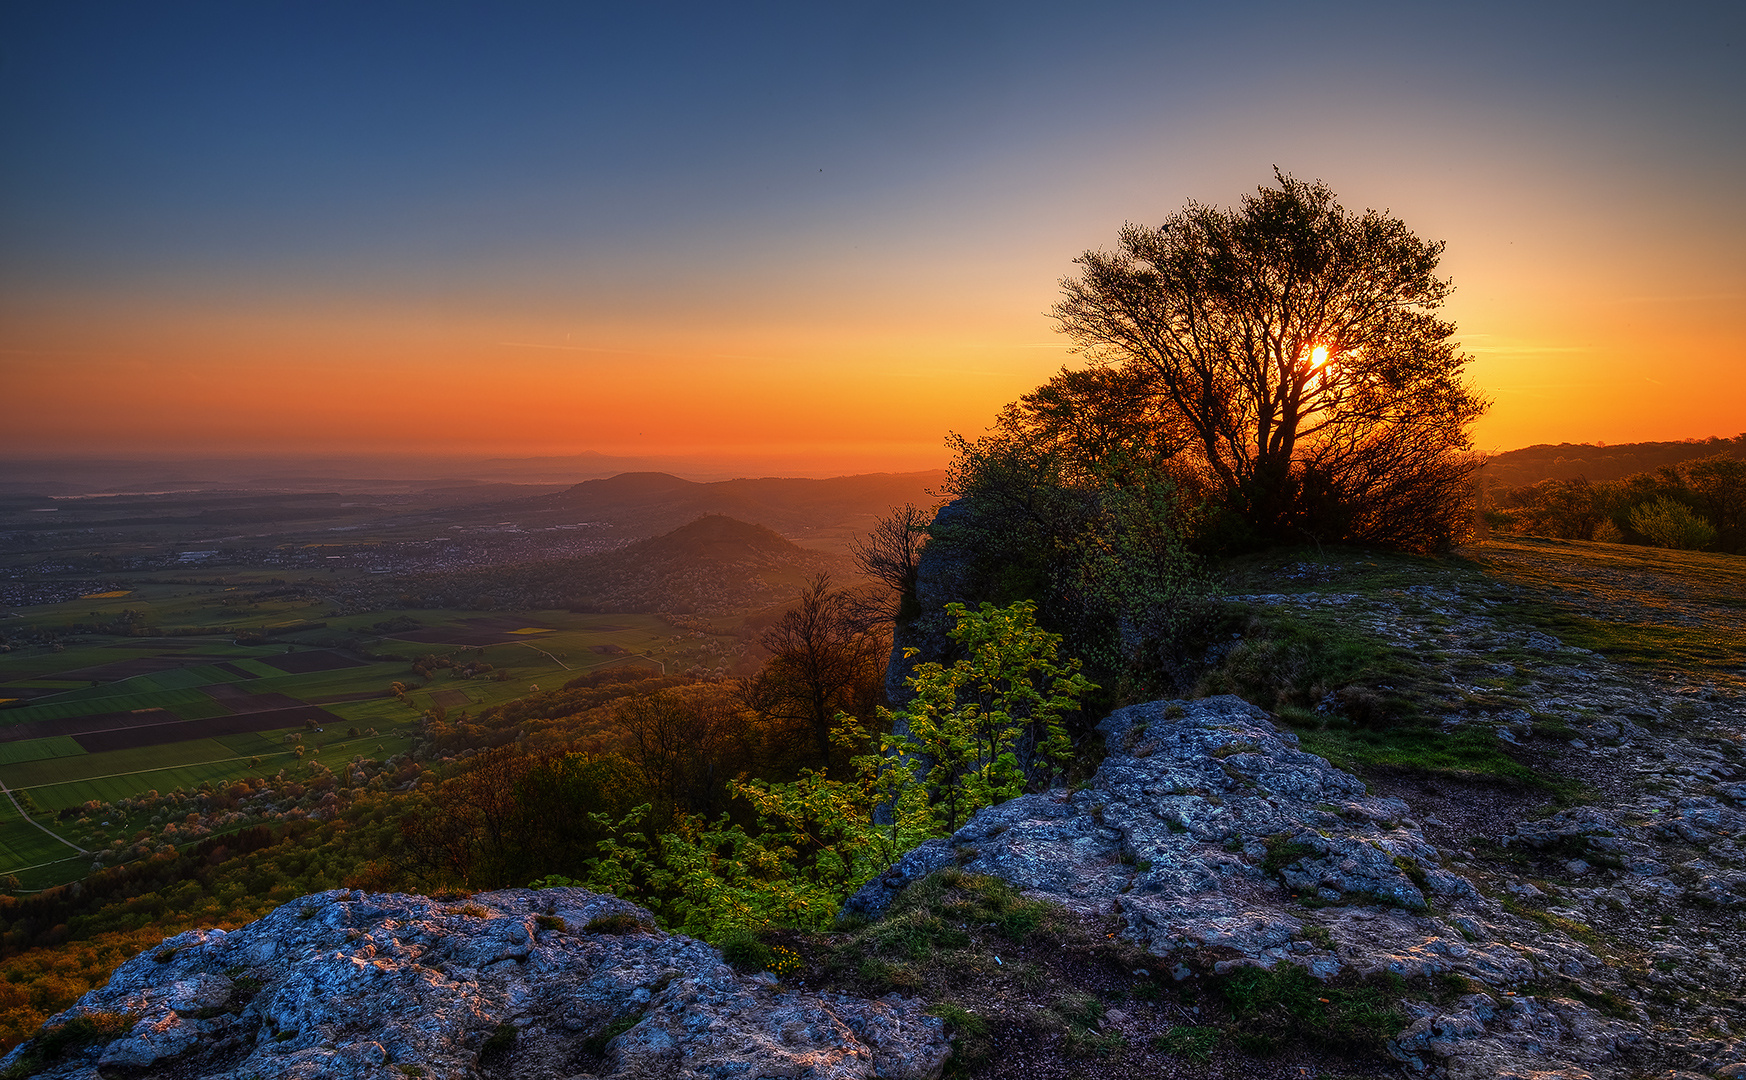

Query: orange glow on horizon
left=3, top=285, right=1741, bottom=471
left=4, top=199, right=1741, bottom=472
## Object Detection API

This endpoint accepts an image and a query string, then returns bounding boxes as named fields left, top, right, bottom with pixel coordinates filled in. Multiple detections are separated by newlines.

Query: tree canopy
left=1052, top=170, right=1486, bottom=550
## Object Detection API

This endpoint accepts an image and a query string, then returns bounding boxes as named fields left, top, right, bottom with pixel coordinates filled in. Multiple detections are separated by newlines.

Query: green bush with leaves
left=1486, top=451, right=1744, bottom=553
left=931, top=366, right=1212, bottom=686
left=882, top=600, right=1094, bottom=832
left=1628, top=497, right=1717, bottom=550
left=557, top=600, right=1095, bottom=941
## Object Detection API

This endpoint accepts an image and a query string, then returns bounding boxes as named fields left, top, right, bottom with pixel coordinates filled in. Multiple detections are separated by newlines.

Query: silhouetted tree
left=1683, top=454, right=1746, bottom=552
left=617, top=683, right=751, bottom=820
left=1052, top=169, right=1487, bottom=550
left=849, top=503, right=931, bottom=626
left=745, top=575, right=888, bottom=772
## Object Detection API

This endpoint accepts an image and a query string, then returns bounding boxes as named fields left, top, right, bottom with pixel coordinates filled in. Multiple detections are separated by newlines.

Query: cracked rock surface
left=848, top=687, right=1745, bottom=1080
left=4, top=887, right=949, bottom=1080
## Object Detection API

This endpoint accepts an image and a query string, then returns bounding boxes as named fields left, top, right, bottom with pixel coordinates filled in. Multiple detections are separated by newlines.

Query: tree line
left=1484, top=453, right=1745, bottom=552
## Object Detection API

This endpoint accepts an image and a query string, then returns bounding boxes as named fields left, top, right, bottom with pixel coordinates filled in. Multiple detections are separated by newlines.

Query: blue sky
left=3, top=1, right=1741, bottom=468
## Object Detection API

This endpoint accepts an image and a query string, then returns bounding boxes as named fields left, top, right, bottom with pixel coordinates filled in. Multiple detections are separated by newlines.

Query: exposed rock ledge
left=847, top=695, right=1743, bottom=1080
left=5, top=887, right=950, bottom=1080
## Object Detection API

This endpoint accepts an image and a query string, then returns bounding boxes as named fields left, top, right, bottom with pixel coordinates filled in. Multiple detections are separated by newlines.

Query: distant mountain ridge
left=502, top=470, right=946, bottom=549
left=1482, top=435, right=1746, bottom=490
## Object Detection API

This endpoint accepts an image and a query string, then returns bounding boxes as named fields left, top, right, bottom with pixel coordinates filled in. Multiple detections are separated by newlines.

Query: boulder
left=5, top=888, right=949, bottom=1080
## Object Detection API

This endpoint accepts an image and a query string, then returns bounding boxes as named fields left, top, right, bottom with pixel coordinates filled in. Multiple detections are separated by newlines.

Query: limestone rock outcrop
left=5, top=887, right=949, bottom=1080
left=847, top=694, right=1741, bottom=1079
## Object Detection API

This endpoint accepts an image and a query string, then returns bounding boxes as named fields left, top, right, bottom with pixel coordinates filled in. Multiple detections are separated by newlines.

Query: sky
left=2, top=1, right=1742, bottom=476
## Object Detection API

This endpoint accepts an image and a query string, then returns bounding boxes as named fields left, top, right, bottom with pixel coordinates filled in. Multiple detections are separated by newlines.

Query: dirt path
left=0, top=777, right=88, bottom=855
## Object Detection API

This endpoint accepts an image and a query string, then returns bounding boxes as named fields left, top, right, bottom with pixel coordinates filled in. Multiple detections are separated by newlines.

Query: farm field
left=0, top=808, right=84, bottom=887
left=1, top=575, right=748, bottom=890
left=0, top=719, right=422, bottom=890
left=0, top=737, right=84, bottom=766
left=4, top=727, right=418, bottom=809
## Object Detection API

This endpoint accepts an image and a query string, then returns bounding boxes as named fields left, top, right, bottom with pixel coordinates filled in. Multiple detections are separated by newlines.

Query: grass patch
left=1054, top=991, right=1123, bottom=1055
left=1471, top=537, right=1746, bottom=679
left=717, top=929, right=774, bottom=971
left=928, top=1002, right=992, bottom=1071
left=1500, top=897, right=1603, bottom=948
left=870, top=868, right=1060, bottom=956
left=1211, top=963, right=1407, bottom=1057
left=1, top=1011, right=137, bottom=1080
left=479, top=1020, right=517, bottom=1064
left=1510, top=603, right=1744, bottom=677
left=1153, top=1024, right=1218, bottom=1061
left=1260, top=834, right=1319, bottom=876
left=583, top=911, right=649, bottom=935
left=580, top=1011, right=643, bottom=1057
left=1295, top=725, right=1583, bottom=799
left=1197, top=607, right=1425, bottom=726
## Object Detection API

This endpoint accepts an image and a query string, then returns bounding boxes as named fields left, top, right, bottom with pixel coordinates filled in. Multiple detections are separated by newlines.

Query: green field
left=0, top=736, right=86, bottom=766
left=0, top=723, right=418, bottom=819
left=0, top=582, right=738, bottom=889
left=0, top=685, right=234, bottom=727
left=137, top=664, right=252, bottom=691
left=0, top=644, right=144, bottom=679
left=0, top=823, right=85, bottom=885
left=2, top=738, right=248, bottom=790
left=230, top=658, right=290, bottom=677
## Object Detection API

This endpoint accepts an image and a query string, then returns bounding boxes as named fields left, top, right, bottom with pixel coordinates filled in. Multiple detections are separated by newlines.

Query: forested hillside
left=1482, top=435, right=1745, bottom=488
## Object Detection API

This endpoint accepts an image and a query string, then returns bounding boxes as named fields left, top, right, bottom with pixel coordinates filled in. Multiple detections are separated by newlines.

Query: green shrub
left=1628, top=498, right=1716, bottom=550
left=1197, top=608, right=1415, bottom=724
left=1212, top=964, right=1406, bottom=1056
left=716, top=929, right=774, bottom=971
left=583, top=912, right=648, bottom=935
left=2, top=1012, right=137, bottom=1080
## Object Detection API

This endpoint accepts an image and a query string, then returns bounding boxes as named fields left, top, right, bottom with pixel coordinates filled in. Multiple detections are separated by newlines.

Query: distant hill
left=385, top=515, right=842, bottom=615
left=613, top=513, right=800, bottom=563
left=1481, top=436, right=1746, bottom=490
left=563, top=515, right=836, bottom=612
left=499, top=470, right=947, bottom=551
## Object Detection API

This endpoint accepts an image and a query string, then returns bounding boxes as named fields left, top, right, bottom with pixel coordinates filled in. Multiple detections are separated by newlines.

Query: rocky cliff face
left=4, top=887, right=949, bottom=1080
left=883, top=500, right=975, bottom=713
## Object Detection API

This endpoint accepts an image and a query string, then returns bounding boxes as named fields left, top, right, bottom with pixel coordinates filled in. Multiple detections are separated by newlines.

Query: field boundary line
left=0, top=777, right=89, bottom=854
left=2, top=852, right=85, bottom=875
left=514, top=641, right=570, bottom=669
left=586, top=653, right=664, bottom=675
left=5, top=751, right=302, bottom=792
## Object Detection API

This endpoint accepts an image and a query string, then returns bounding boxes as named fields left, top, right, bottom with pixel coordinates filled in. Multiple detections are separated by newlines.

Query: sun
left=1310, top=345, right=1329, bottom=369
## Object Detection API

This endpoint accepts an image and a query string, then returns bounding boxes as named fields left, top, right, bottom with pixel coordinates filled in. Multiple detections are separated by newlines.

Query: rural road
left=0, top=776, right=88, bottom=855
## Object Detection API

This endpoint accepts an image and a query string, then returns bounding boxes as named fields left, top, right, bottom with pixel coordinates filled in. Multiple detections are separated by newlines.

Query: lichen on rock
left=4, top=887, right=949, bottom=1080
